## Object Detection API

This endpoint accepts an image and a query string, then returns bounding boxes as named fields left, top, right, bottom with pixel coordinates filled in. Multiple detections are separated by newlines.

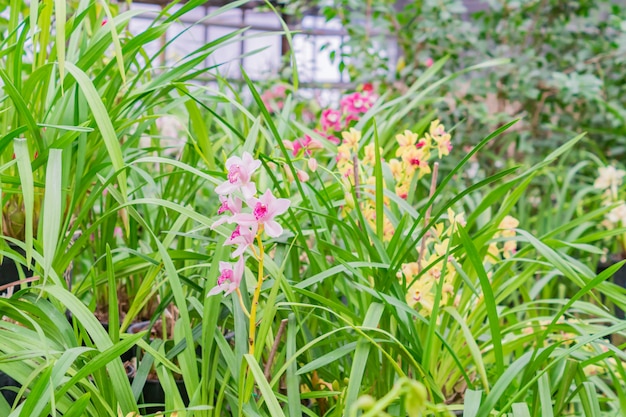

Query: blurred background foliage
left=279, top=0, right=626, bottom=163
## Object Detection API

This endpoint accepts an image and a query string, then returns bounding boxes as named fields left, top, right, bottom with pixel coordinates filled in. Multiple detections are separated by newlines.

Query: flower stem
left=248, top=228, right=265, bottom=356
left=236, top=288, right=250, bottom=318
left=418, top=162, right=439, bottom=274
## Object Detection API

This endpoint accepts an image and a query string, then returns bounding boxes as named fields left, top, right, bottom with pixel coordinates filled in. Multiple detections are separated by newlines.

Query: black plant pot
left=0, top=372, right=20, bottom=406
left=597, top=257, right=626, bottom=319
left=135, top=378, right=189, bottom=415
left=0, top=246, right=33, bottom=297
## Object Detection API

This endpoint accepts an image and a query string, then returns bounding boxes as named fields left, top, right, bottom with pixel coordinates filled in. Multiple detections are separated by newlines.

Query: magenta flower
left=215, top=152, right=261, bottom=199
left=218, top=195, right=242, bottom=215
left=292, top=135, right=322, bottom=157
left=340, top=92, right=375, bottom=118
left=211, top=195, right=243, bottom=229
left=226, top=224, right=256, bottom=257
left=231, top=189, right=291, bottom=237
left=208, top=257, right=245, bottom=296
left=321, top=109, right=342, bottom=132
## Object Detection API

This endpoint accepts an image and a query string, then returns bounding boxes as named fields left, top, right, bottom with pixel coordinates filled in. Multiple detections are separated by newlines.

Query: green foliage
left=0, top=1, right=624, bottom=416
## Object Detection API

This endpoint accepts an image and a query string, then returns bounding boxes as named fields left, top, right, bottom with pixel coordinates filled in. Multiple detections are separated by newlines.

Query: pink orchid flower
left=215, top=152, right=261, bottom=199
left=208, top=257, right=245, bottom=296
left=218, top=194, right=242, bottom=215
left=320, top=109, right=342, bottom=132
left=231, top=189, right=291, bottom=238
left=261, top=85, right=287, bottom=113
left=226, top=224, right=257, bottom=257
left=292, top=135, right=323, bottom=157
left=211, top=195, right=243, bottom=229
left=340, top=92, right=375, bottom=117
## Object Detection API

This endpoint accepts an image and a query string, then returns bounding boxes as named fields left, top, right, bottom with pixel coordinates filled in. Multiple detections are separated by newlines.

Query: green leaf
left=537, top=373, right=554, bottom=417
left=286, top=314, right=301, bottom=417
left=457, top=224, right=504, bottom=377
left=511, top=403, right=531, bottom=417
left=476, top=351, right=534, bottom=415
left=444, top=307, right=489, bottom=392
left=344, top=303, right=384, bottom=413
left=99, top=1, right=126, bottom=84
left=463, top=389, right=482, bottom=417
left=54, top=0, right=66, bottom=82
left=64, top=62, right=128, bottom=212
left=42, top=148, right=62, bottom=278
left=13, top=139, right=34, bottom=264
left=373, top=121, right=384, bottom=239
left=244, top=354, right=287, bottom=417
left=61, top=393, right=91, bottom=417
left=296, top=342, right=357, bottom=375
left=106, top=245, right=119, bottom=343
left=43, top=285, right=139, bottom=414
left=0, top=70, right=43, bottom=151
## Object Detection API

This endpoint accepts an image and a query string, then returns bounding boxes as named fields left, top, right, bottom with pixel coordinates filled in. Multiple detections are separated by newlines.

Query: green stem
left=248, top=227, right=265, bottom=356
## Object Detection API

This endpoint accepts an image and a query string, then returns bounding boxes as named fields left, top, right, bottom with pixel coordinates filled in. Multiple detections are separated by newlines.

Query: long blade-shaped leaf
left=42, top=148, right=62, bottom=279
left=344, top=303, right=384, bottom=413
left=99, top=0, right=126, bottom=83
left=458, top=224, right=504, bottom=377
left=54, top=0, right=66, bottom=82
left=244, top=354, right=287, bottom=417
left=13, top=139, right=34, bottom=264
left=0, top=70, right=43, bottom=151
left=64, top=62, right=128, bottom=220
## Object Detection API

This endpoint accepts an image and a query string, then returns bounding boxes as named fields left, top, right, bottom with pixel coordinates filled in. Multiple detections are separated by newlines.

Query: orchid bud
left=282, top=140, right=294, bottom=151
left=308, top=139, right=323, bottom=150
left=308, top=158, right=318, bottom=172
left=297, top=170, right=309, bottom=182
left=284, top=167, right=294, bottom=182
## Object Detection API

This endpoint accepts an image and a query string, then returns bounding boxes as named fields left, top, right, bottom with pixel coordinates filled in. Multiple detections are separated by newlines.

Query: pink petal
left=258, top=189, right=273, bottom=205
left=224, top=282, right=238, bottom=296
left=232, top=244, right=248, bottom=257
left=264, top=221, right=283, bottom=237
left=250, top=159, right=262, bottom=172
left=215, top=181, right=239, bottom=195
left=218, top=261, right=231, bottom=272
left=208, top=285, right=225, bottom=296
left=233, top=257, right=245, bottom=283
left=229, top=213, right=257, bottom=227
left=225, top=155, right=243, bottom=170
left=210, top=216, right=229, bottom=230
left=229, top=197, right=243, bottom=214
left=270, top=197, right=291, bottom=217
left=241, top=182, right=257, bottom=199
